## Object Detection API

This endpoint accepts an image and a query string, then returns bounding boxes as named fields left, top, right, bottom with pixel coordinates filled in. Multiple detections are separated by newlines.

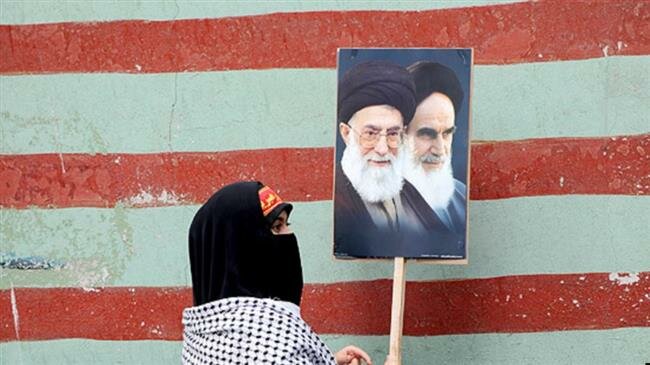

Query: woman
left=182, top=181, right=372, bottom=365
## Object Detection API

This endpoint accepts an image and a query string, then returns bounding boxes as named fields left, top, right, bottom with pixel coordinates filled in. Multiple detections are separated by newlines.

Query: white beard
left=403, top=146, right=455, bottom=210
left=340, top=136, right=405, bottom=203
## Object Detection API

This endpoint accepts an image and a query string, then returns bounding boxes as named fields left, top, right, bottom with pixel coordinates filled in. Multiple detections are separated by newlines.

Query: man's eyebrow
left=362, top=124, right=381, bottom=131
left=416, top=127, right=437, bottom=135
left=363, top=125, right=402, bottom=132
left=416, top=126, right=457, bottom=136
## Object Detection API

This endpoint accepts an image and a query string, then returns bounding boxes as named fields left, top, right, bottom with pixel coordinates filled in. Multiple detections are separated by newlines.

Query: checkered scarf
left=182, top=297, right=336, bottom=364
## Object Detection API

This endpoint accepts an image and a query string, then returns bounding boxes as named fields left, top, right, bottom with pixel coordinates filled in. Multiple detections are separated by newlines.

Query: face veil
left=188, top=181, right=304, bottom=306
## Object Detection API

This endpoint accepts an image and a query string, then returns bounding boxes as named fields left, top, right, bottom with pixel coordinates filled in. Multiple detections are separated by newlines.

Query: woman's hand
left=335, top=345, right=372, bottom=365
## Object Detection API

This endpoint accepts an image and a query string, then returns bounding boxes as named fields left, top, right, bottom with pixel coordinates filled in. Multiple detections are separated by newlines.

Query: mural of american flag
left=1, top=1, right=649, bottom=363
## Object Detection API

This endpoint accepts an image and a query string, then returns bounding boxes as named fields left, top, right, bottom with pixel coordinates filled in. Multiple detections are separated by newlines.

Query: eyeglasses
left=349, top=127, right=403, bottom=148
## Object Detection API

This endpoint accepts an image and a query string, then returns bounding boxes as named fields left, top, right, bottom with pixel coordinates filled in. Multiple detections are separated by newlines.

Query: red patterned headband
left=258, top=186, right=284, bottom=217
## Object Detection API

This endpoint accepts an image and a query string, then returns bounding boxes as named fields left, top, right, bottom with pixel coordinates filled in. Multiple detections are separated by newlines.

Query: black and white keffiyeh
left=182, top=297, right=336, bottom=365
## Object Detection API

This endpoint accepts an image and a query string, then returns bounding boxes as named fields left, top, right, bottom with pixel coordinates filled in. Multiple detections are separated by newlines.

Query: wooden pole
left=388, top=257, right=406, bottom=364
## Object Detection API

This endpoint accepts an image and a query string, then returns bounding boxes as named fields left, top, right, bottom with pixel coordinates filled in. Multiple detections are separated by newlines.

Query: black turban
left=337, top=61, right=416, bottom=125
left=407, top=61, right=464, bottom=115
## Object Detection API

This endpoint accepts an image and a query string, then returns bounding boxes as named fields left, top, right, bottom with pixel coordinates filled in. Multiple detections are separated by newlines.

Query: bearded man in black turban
left=334, top=61, right=450, bottom=259
left=404, top=61, right=467, bottom=237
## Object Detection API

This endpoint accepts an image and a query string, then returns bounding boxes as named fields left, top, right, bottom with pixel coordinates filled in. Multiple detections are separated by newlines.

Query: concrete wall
left=1, top=1, right=649, bottom=363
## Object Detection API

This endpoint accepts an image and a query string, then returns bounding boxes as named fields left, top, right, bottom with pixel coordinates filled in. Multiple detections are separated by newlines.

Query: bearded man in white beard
left=333, top=61, right=448, bottom=259
left=339, top=105, right=407, bottom=205
left=404, top=61, right=467, bottom=236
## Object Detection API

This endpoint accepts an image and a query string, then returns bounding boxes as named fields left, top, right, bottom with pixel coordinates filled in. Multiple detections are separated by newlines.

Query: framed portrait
left=333, top=48, right=471, bottom=261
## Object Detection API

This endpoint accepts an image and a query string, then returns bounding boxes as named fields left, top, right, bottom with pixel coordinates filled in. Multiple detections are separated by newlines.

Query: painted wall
left=1, top=1, right=649, bottom=363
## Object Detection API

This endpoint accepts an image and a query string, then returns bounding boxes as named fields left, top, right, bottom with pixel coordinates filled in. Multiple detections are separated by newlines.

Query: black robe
left=407, top=178, right=467, bottom=234
left=333, top=166, right=465, bottom=259
left=405, top=178, right=467, bottom=258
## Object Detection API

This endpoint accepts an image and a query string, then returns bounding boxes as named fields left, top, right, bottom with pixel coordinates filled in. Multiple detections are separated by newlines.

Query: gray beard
left=403, top=147, right=455, bottom=210
left=340, top=137, right=405, bottom=203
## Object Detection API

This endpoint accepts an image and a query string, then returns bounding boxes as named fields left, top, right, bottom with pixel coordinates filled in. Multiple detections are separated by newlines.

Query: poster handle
left=388, top=256, right=406, bottom=364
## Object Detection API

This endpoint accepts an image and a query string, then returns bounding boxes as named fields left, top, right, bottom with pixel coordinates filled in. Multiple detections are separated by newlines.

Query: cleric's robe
left=334, top=166, right=463, bottom=259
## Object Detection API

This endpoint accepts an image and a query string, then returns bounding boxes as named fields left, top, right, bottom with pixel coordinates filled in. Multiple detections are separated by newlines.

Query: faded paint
left=125, top=189, right=185, bottom=207
left=1, top=197, right=649, bottom=288
left=2, top=2, right=648, bottom=74
left=1, top=135, right=648, bottom=209
left=0, top=329, right=648, bottom=364
left=10, top=286, right=19, bottom=340
left=1, top=0, right=649, bottom=363
left=0, top=111, right=109, bottom=154
left=2, top=58, right=650, bottom=155
left=0, top=0, right=524, bottom=24
left=0, top=207, right=133, bottom=288
left=0, top=253, right=64, bottom=270
left=609, top=272, right=641, bottom=286
left=1, top=272, right=649, bottom=341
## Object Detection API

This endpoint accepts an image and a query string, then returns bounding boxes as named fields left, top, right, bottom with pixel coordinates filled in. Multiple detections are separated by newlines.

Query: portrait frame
left=332, top=48, right=472, bottom=263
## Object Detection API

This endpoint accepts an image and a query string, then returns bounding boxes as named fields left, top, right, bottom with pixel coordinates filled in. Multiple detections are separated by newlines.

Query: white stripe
left=1, top=196, right=648, bottom=288
left=2, top=56, right=648, bottom=154
left=0, top=1, right=524, bottom=25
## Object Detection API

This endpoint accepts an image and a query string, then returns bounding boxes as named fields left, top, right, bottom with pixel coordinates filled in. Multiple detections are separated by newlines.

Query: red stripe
left=471, top=134, right=650, bottom=200
left=0, top=148, right=334, bottom=208
left=1, top=272, right=648, bottom=341
left=1, top=135, right=648, bottom=208
left=1, top=1, right=648, bottom=74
